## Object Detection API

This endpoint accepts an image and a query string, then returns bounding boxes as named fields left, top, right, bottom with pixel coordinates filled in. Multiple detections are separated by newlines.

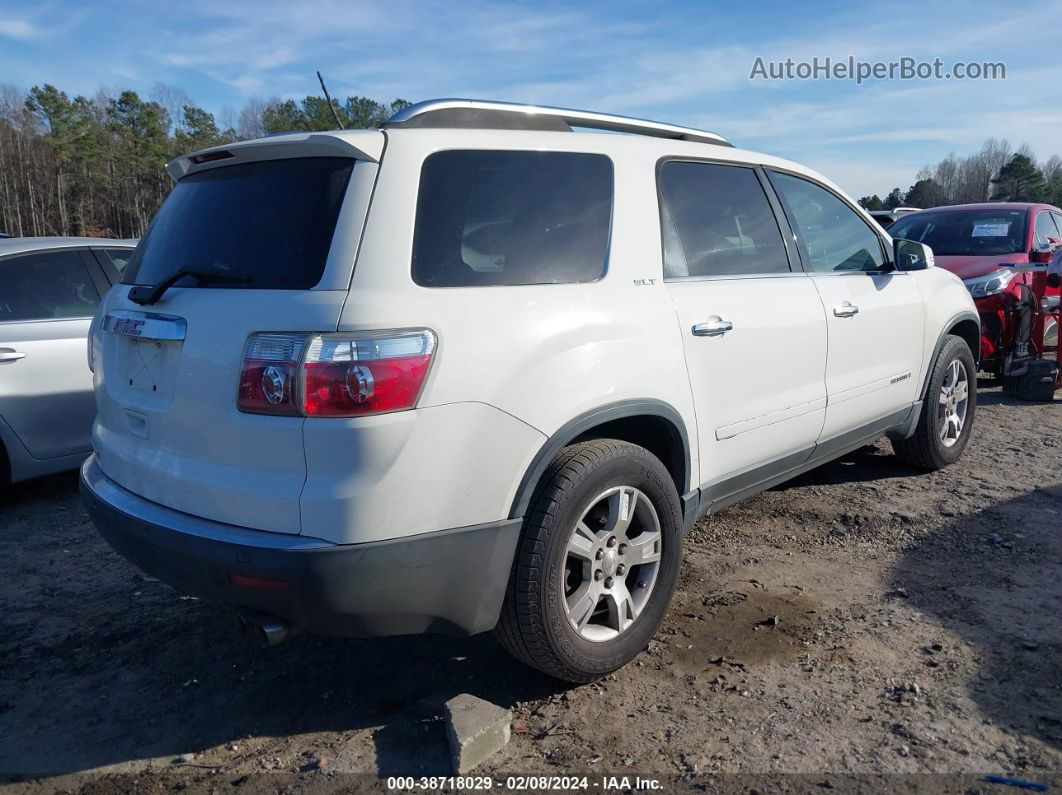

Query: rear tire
left=894, top=335, right=976, bottom=470
left=495, top=439, right=683, bottom=683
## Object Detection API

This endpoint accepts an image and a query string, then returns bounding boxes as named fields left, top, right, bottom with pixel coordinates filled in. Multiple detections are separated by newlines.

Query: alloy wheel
left=938, top=358, right=969, bottom=448
left=561, top=485, right=662, bottom=642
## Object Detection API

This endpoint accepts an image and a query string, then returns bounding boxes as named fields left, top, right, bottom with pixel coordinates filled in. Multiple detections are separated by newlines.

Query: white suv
left=81, top=99, right=979, bottom=682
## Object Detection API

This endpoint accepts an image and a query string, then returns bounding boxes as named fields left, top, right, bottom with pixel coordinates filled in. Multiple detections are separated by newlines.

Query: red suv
left=888, top=203, right=1062, bottom=376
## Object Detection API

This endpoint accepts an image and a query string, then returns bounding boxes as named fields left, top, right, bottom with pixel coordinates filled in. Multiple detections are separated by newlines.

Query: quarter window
left=658, top=161, right=790, bottom=279
left=770, top=172, right=885, bottom=273
left=0, top=250, right=101, bottom=323
left=101, top=248, right=134, bottom=273
left=411, top=150, right=613, bottom=287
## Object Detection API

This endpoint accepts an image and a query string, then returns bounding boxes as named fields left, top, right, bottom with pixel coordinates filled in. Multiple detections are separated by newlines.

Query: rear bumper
left=80, top=456, right=521, bottom=637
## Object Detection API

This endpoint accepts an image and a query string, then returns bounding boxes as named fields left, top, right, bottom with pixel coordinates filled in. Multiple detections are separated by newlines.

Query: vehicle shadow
left=0, top=469, right=81, bottom=509
left=0, top=476, right=566, bottom=780
left=770, top=442, right=924, bottom=490
left=1, top=601, right=564, bottom=779
left=889, top=486, right=1062, bottom=752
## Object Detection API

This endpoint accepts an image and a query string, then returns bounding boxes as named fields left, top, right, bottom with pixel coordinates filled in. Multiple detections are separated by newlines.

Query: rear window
left=122, top=157, right=355, bottom=289
left=411, top=150, right=613, bottom=287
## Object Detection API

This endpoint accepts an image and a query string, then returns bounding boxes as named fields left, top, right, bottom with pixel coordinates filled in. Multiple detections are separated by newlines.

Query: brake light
left=302, top=330, right=436, bottom=417
left=237, top=333, right=307, bottom=416
left=237, top=329, right=436, bottom=417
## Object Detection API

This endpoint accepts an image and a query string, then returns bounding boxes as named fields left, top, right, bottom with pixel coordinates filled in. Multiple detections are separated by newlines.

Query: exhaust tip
left=259, top=618, right=290, bottom=645
left=236, top=611, right=294, bottom=646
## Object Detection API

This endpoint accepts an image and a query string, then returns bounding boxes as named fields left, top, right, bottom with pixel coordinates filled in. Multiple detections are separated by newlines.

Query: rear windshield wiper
left=128, top=267, right=252, bottom=306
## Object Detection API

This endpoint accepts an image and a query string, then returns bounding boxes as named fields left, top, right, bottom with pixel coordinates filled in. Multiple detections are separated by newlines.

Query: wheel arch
left=508, top=400, right=691, bottom=521
left=921, top=311, right=981, bottom=401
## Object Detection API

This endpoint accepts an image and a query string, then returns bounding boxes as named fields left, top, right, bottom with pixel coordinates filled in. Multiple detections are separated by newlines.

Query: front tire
left=894, top=335, right=976, bottom=470
left=495, top=439, right=683, bottom=683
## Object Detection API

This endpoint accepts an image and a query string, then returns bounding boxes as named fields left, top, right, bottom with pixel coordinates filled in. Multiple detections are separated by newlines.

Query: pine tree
left=990, top=154, right=1047, bottom=202
left=883, top=188, right=905, bottom=209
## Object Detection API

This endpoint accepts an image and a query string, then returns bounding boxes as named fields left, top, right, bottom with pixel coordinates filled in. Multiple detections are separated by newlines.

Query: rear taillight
left=237, top=333, right=307, bottom=416
left=237, top=329, right=436, bottom=418
left=302, top=330, right=436, bottom=417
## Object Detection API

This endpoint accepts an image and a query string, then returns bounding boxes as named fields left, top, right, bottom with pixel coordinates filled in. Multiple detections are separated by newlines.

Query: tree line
left=858, top=139, right=1062, bottom=211
left=0, top=82, right=408, bottom=239
left=6, top=82, right=1058, bottom=239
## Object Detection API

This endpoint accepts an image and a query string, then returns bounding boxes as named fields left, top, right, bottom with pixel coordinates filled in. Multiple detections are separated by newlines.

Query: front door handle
left=833, top=302, right=859, bottom=318
left=0, top=349, right=26, bottom=363
left=692, top=317, right=734, bottom=337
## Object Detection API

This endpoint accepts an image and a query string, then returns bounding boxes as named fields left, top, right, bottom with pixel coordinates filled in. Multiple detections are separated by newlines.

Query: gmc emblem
left=113, top=318, right=145, bottom=336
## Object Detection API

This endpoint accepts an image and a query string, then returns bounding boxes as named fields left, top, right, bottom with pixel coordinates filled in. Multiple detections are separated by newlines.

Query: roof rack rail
left=384, top=99, right=731, bottom=147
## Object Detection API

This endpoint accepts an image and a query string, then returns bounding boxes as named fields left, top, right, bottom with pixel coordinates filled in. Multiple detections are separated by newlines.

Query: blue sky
left=2, top=0, right=1058, bottom=197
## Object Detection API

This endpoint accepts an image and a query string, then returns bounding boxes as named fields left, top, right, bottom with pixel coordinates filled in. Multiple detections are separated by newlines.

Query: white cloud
left=0, top=18, right=41, bottom=40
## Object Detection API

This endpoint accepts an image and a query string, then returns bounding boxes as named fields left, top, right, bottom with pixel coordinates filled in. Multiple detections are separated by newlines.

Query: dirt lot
left=2, top=383, right=1060, bottom=793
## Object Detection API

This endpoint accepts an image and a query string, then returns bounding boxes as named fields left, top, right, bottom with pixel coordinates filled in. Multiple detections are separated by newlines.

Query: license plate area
left=103, top=311, right=185, bottom=409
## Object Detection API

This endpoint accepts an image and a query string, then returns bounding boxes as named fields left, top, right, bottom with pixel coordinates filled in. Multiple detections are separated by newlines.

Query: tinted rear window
left=411, top=150, right=612, bottom=287
left=122, top=157, right=355, bottom=289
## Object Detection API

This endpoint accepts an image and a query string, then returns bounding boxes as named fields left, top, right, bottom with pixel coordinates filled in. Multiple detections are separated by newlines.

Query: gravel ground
left=1, top=383, right=1060, bottom=793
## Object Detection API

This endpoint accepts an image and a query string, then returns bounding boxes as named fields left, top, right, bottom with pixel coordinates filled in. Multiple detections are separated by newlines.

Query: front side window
left=122, top=157, right=355, bottom=290
left=888, top=208, right=1028, bottom=256
left=0, top=250, right=101, bottom=323
left=770, top=172, right=885, bottom=273
left=412, top=150, right=612, bottom=287
left=658, top=161, right=791, bottom=279
left=1034, top=211, right=1059, bottom=247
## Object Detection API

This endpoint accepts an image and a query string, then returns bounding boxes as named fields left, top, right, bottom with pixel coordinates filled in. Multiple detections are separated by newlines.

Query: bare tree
left=150, top=82, right=194, bottom=135
left=237, top=97, right=270, bottom=140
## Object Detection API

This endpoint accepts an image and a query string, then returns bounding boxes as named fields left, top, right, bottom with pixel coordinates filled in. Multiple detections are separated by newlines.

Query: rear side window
left=412, top=151, right=612, bottom=287
left=659, top=161, right=791, bottom=278
left=0, top=250, right=101, bottom=322
left=122, top=157, right=355, bottom=289
left=770, top=172, right=885, bottom=273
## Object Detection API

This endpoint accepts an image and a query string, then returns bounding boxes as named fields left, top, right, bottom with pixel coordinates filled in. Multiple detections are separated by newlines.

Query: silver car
left=0, top=237, right=135, bottom=486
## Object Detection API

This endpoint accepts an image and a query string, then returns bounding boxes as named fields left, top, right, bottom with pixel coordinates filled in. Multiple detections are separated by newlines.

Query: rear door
left=661, top=160, right=828, bottom=493
left=92, top=141, right=381, bottom=534
left=0, top=248, right=105, bottom=459
left=767, top=171, right=924, bottom=441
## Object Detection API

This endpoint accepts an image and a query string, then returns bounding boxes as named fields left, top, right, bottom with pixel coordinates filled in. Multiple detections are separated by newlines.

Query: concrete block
left=444, top=693, right=511, bottom=774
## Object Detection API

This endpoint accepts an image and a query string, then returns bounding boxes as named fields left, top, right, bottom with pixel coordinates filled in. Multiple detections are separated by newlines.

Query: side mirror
left=1031, top=240, right=1054, bottom=264
left=894, top=238, right=934, bottom=271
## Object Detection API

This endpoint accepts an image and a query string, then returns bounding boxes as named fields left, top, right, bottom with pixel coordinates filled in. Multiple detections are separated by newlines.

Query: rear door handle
left=692, top=317, right=734, bottom=337
left=0, top=349, right=26, bottom=363
left=833, top=302, right=859, bottom=318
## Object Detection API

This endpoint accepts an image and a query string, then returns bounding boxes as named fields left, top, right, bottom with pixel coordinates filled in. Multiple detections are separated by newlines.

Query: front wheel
left=893, top=335, right=976, bottom=470
left=495, top=439, right=683, bottom=683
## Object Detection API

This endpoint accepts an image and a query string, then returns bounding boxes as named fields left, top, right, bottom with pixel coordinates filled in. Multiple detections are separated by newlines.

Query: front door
left=659, top=160, right=828, bottom=494
left=767, top=171, right=924, bottom=440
